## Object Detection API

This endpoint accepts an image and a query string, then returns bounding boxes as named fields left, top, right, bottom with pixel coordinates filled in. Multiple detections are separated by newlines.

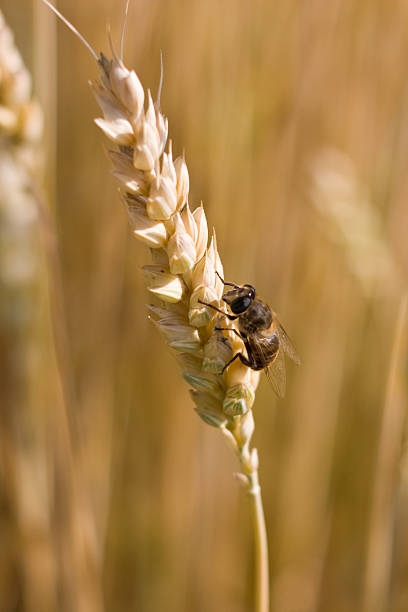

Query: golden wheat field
left=1, top=1, right=408, bottom=611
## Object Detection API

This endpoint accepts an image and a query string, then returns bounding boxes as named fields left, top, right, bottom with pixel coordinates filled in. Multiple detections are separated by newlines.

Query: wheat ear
left=43, top=2, right=269, bottom=608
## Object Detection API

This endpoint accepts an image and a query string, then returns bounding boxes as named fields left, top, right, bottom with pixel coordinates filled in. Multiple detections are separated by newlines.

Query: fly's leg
left=215, top=271, right=240, bottom=289
left=243, top=338, right=257, bottom=366
left=222, top=352, right=252, bottom=374
left=221, top=346, right=260, bottom=374
left=221, top=332, right=261, bottom=373
left=198, top=300, right=239, bottom=321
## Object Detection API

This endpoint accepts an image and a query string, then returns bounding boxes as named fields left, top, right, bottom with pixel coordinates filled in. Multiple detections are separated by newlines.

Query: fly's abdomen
left=247, top=332, right=279, bottom=370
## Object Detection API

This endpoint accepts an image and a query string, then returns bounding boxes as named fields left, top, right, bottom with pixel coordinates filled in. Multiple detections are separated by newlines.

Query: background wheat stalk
left=42, top=1, right=270, bottom=609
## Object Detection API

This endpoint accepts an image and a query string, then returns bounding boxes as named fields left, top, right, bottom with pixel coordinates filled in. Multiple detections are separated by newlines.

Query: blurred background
left=1, top=1, right=407, bottom=611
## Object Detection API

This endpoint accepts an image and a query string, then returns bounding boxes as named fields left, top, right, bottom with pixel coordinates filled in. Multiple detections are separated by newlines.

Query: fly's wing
left=265, top=348, right=286, bottom=398
left=273, top=314, right=301, bottom=365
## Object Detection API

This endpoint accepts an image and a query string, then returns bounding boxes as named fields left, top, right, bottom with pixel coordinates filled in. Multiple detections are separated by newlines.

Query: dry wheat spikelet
left=88, top=40, right=262, bottom=482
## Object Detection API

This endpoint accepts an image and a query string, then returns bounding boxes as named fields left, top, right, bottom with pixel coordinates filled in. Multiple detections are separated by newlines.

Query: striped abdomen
left=244, top=330, right=280, bottom=371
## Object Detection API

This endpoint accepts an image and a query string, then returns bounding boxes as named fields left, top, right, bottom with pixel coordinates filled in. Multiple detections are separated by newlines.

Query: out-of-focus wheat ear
left=310, top=149, right=403, bottom=296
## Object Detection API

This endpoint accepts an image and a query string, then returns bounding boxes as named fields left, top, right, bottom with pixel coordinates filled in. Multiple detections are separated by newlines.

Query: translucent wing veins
left=251, top=333, right=286, bottom=398
left=274, top=316, right=301, bottom=365
left=265, top=349, right=286, bottom=398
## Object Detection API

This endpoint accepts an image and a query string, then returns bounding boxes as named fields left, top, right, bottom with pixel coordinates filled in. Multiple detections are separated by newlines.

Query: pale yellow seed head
left=193, top=205, right=208, bottom=261
left=174, top=155, right=189, bottom=209
left=202, top=330, right=233, bottom=373
left=146, top=173, right=178, bottom=220
left=189, top=284, right=221, bottom=327
left=143, top=264, right=184, bottom=302
left=191, top=249, right=215, bottom=291
left=168, top=212, right=196, bottom=274
left=222, top=384, right=255, bottom=417
left=110, top=56, right=144, bottom=119
left=133, top=120, right=160, bottom=171
left=153, top=320, right=201, bottom=353
left=191, top=390, right=227, bottom=428
left=178, top=354, right=223, bottom=395
left=92, top=82, right=134, bottom=145
left=222, top=359, right=259, bottom=416
left=110, top=150, right=149, bottom=196
left=127, top=202, right=168, bottom=248
left=161, top=146, right=177, bottom=183
left=132, top=91, right=168, bottom=171
left=180, top=204, right=197, bottom=242
left=154, top=107, right=168, bottom=158
left=94, top=115, right=134, bottom=145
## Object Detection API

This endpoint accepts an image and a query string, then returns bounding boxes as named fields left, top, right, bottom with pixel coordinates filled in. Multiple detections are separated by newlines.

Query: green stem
left=247, top=470, right=269, bottom=612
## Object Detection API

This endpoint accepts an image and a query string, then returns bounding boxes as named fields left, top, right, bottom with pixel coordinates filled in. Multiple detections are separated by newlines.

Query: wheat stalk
left=43, top=2, right=270, bottom=609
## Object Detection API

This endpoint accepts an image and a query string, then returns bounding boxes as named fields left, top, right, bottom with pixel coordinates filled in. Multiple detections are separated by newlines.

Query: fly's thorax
left=238, top=299, right=272, bottom=335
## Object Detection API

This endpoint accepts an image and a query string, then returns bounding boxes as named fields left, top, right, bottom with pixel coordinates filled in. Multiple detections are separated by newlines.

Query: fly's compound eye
left=230, top=296, right=252, bottom=314
left=243, top=284, right=255, bottom=299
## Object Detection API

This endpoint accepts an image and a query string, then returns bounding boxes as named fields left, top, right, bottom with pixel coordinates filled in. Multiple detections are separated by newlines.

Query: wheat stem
left=247, top=470, right=269, bottom=612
